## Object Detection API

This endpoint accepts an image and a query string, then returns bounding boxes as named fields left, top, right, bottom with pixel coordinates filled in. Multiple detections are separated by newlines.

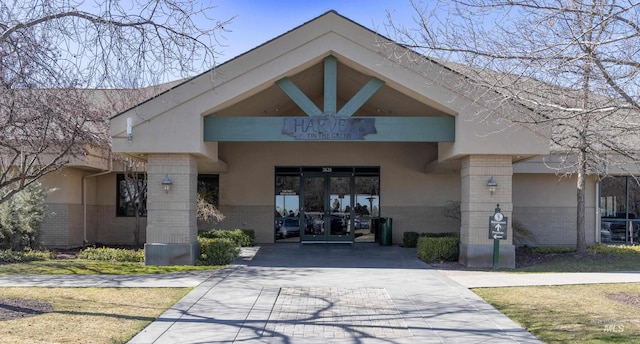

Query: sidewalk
left=127, top=245, right=542, bottom=344
left=439, top=270, right=640, bottom=288
left=2, top=245, right=639, bottom=343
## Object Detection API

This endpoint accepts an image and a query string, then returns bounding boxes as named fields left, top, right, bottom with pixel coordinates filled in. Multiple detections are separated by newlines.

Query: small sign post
left=489, top=204, right=508, bottom=269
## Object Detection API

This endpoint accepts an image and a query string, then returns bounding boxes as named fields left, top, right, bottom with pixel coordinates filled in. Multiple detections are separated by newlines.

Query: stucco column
left=145, top=153, right=198, bottom=265
left=459, top=155, right=515, bottom=268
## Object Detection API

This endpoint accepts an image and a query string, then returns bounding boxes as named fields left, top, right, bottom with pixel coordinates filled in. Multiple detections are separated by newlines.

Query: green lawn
left=515, top=254, right=640, bottom=272
left=475, top=283, right=640, bottom=343
left=0, top=287, right=190, bottom=344
left=0, top=260, right=222, bottom=275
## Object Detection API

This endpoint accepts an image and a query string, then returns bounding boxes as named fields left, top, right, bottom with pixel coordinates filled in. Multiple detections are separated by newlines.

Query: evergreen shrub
left=417, top=233, right=460, bottom=263
left=199, top=229, right=254, bottom=247
left=0, top=182, right=47, bottom=250
left=77, top=247, right=144, bottom=262
left=197, top=237, right=239, bottom=266
left=0, top=249, right=54, bottom=263
left=403, top=231, right=419, bottom=248
left=588, top=244, right=640, bottom=255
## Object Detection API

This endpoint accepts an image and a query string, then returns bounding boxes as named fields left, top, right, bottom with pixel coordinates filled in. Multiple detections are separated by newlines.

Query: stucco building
left=39, top=11, right=639, bottom=267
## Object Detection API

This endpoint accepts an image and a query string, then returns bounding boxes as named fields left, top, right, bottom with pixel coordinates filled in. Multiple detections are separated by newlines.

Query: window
left=115, top=174, right=219, bottom=217
left=116, top=174, right=147, bottom=217
left=600, top=176, right=640, bottom=243
left=198, top=174, right=220, bottom=206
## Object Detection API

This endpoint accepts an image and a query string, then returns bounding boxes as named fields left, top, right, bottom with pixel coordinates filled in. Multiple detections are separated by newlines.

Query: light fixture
left=162, top=174, right=173, bottom=194
left=487, top=176, right=497, bottom=195
left=126, top=117, right=133, bottom=142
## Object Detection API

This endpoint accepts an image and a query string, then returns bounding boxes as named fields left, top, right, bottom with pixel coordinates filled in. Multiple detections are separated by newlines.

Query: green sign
left=488, top=212, right=508, bottom=240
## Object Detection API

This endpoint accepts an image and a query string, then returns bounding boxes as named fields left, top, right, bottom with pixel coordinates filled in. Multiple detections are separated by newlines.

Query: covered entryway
left=275, top=166, right=379, bottom=243
left=110, top=11, right=549, bottom=266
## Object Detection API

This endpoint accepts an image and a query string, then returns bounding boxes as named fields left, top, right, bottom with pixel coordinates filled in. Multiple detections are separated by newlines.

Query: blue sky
left=213, top=0, right=417, bottom=62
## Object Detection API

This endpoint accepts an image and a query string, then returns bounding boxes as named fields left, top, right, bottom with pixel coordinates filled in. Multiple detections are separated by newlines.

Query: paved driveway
left=130, top=244, right=541, bottom=343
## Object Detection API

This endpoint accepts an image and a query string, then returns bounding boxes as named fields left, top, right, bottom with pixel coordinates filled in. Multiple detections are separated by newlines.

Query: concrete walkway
left=128, top=244, right=542, bottom=344
left=440, top=269, right=640, bottom=288
left=2, top=244, right=638, bottom=343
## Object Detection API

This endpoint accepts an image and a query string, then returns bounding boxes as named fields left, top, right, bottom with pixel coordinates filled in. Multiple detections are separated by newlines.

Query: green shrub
left=530, top=246, right=576, bottom=254
left=78, top=247, right=144, bottom=262
left=403, top=231, right=419, bottom=248
left=588, top=244, right=640, bottom=255
left=0, top=181, right=48, bottom=251
left=0, top=249, right=54, bottom=263
left=197, top=237, right=239, bottom=266
left=199, top=229, right=254, bottom=247
left=420, top=232, right=460, bottom=238
left=417, top=235, right=460, bottom=263
left=240, top=229, right=255, bottom=245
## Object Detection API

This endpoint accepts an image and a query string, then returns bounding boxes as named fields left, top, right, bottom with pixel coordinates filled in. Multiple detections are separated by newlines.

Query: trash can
left=379, top=217, right=392, bottom=246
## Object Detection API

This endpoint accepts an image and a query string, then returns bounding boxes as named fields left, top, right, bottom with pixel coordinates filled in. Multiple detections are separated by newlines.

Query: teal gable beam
left=337, top=78, right=384, bottom=117
left=275, top=78, right=323, bottom=116
left=204, top=116, right=455, bottom=142
left=324, top=56, right=337, bottom=114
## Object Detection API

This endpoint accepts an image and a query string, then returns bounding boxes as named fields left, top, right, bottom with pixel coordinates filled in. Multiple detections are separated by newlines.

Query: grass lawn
left=0, top=260, right=222, bottom=274
left=474, top=283, right=640, bottom=343
left=515, top=254, right=640, bottom=273
left=0, top=287, right=190, bottom=344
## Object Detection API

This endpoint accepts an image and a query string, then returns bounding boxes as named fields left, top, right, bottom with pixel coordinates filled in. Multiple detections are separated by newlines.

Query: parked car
left=277, top=217, right=301, bottom=238
left=601, top=213, right=639, bottom=242
left=354, top=216, right=369, bottom=230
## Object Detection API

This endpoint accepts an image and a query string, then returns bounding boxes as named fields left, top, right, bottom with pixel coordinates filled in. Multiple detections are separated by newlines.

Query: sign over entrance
left=282, top=114, right=376, bottom=140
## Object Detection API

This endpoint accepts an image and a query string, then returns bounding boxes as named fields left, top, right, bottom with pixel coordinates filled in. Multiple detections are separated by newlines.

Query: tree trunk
left=576, top=148, right=587, bottom=253
left=134, top=212, right=141, bottom=247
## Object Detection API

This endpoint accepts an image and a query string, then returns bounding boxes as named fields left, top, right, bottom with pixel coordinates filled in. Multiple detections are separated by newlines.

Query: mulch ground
left=0, top=298, right=54, bottom=321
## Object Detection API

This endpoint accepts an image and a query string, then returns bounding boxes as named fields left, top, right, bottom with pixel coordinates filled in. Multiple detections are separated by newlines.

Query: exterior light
left=162, top=174, right=173, bottom=194
left=126, top=117, right=133, bottom=142
left=487, top=176, right=497, bottom=195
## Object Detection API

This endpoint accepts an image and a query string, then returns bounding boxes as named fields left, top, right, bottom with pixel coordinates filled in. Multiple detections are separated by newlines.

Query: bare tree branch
left=0, top=0, right=232, bottom=206
left=386, top=0, right=640, bottom=252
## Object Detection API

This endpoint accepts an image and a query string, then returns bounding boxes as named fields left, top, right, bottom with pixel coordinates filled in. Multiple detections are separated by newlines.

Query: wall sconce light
left=487, top=176, right=498, bottom=195
left=162, top=174, right=173, bottom=194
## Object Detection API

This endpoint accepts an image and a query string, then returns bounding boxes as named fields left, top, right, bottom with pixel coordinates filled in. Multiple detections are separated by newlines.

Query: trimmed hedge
left=417, top=233, right=460, bottom=263
left=420, top=232, right=460, bottom=238
left=529, top=246, right=575, bottom=254
left=0, top=249, right=54, bottom=263
left=197, top=237, right=240, bottom=266
left=239, top=229, right=255, bottom=245
left=78, top=247, right=144, bottom=262
left=588, top=243, right=640, bottom=255
left=199, top=229, right=254, bottom=247
left=403, top=231, right=419, bottom=248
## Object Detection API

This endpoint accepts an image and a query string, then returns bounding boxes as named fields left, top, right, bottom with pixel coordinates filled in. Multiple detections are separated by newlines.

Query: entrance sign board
left=282, top=115, right=376, bottom=140
left=489, top=212, right=508, bottom=240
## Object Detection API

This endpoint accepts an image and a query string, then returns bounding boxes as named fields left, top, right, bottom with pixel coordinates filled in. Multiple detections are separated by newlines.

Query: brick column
left=145, top=153, right=198, bottom=265
left=459, top=155, right=515, bottom=268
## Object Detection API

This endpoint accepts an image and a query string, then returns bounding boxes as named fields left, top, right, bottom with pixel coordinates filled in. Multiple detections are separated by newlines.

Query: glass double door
left=301, top=174, right=354, bottom=242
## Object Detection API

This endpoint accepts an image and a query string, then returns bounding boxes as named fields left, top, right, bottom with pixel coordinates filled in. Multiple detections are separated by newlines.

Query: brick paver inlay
left=263, top=287, right=412, bottom=339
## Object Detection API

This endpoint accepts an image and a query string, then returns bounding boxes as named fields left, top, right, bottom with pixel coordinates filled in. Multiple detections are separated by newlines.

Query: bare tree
left=386, top=0, right=640, bottom=252
left=0, top=0, right=232, bottom=205
left=117, top=156, right=146, bottom=246
left=197, top=177, right=224, bottom=227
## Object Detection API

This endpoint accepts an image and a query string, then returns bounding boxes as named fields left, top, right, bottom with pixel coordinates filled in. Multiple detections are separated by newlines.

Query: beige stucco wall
left=215, top=141, right=461, bottom=243
left=38, top=169, right=146, bottom=248
left=513, top=173, right=598, bottom=246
